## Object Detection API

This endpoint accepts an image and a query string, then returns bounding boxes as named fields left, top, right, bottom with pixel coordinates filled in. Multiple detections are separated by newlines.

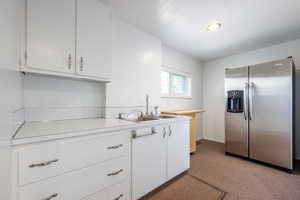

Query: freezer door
left=225, top=67, right=249, bottom=157
left=249, top=58, right=293, bottom=170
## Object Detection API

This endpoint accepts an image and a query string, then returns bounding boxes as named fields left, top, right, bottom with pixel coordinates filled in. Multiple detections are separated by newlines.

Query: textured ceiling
left=105, top=0, right=300, bottom=61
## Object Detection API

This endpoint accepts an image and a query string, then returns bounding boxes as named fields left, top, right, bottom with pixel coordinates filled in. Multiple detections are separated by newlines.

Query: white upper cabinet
left=23, top=0, right=112, bottom=82
left=26, top=0, right=76, bottom=73
left=77, top=0, right=112, bottom=80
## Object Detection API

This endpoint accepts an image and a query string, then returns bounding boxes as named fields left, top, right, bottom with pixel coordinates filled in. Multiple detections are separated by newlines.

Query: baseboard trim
left=294, top=156, right=300, bottom=161
left=200, top=138, right=225, bottom=144
left=196, top=139, right=202, bottom=145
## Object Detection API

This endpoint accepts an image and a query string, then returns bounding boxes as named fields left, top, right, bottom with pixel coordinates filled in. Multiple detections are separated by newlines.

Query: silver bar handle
left=42, top=193, right=58, bottom=200
left=168, top=125, right=172, bottom=136
left=107, top=144, right=123, bottom=150
left=68, top=54, right=72, bottom=69
left=249, top=82, right=254, bottom=120
left=80, top=56, right=84, bottom=71
left=113, top=194, right=124, bottom=200
left=243, top=82, right=249, bottom=120
left=132, top=128, right=158, bottom=139
left=163, top=127, right=167, bottom=138
left=107, top=169, right=123, bottom=176
left=29, top=159, right=59, bottom=168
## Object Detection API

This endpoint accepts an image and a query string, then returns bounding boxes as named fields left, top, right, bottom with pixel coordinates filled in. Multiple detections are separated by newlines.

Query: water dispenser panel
left=227, top=90, right=244, bottom=113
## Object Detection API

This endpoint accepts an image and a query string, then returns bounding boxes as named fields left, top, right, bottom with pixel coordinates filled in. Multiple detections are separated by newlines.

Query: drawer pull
left=168, top=125, right=172, bottom=136
left=42, top=193, right=58, bottom=200
left=29, top=159, right=59, bottom=168
left=107, top=169, right=123, bottom=176
left=163, top=127, right=167, bottom=138
left=114, top=194, right=124, bottom=200
left=107, top=144, right=123, bottom=150
left=80, top=56, right=84, bottom=71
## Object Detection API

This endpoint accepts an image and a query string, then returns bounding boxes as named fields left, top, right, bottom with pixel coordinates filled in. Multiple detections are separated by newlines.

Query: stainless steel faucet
left=154, top=106, right=159, bottom=116
left=146, top=94, right=149, bottom=115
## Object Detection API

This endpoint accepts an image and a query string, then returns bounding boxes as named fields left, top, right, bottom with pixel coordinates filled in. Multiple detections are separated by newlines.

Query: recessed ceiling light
left=207, top=23, right=222, bottom=32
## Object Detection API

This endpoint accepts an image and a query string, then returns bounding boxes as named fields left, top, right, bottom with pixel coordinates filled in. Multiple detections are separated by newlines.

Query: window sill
left=161, top=96, right=192, bottom=99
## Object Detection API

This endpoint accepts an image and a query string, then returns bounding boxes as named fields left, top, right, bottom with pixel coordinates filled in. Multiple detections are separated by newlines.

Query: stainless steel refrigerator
left=225, top=58, right=295, bottom=171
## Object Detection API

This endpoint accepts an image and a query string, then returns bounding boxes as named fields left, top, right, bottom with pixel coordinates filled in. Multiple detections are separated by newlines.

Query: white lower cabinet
left=18, top=132, right=129, bottom=186
left=18, top=155, right=129, bottom=200
left=10, top=119, right=189, bottom=200
left=82, top=188, right=106, bottom=200
left=132, top=120, right=190, bottom=200
left=167, top=122, right=190, bottom=180
left=13, top=131, right=131, bottom=200
left=132, top=126, right=167, bottom=200
left=83, top=179, right=130, bottom=200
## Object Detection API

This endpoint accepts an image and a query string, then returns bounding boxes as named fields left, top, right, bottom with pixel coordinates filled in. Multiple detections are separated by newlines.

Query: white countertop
left=12, top=116, right=190, bottom=146
left=14, top=118, right=136, bottom=139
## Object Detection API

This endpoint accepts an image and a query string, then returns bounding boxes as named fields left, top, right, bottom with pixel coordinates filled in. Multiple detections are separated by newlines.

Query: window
left=161, top=69, right=191, bottom=98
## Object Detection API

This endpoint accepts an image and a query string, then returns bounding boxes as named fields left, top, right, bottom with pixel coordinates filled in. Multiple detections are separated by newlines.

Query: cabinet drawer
left=82, top=179, right=130, bottom=200
left=19, top=156, right=129, bottom=200
left=18, top=131, right=130, bottom=186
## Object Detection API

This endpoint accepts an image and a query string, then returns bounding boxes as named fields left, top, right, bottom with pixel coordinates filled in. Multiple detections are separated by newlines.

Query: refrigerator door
left=225, top=67, right=249, bottom=157
left=249, top=58, right=293, bottom=170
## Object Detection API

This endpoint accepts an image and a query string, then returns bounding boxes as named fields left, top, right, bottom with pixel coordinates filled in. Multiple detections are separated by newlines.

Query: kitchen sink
left=158, top=115, right=177, bottom=119
left=120, top=117, right=158, bottom=123
left=120, top=115, right=177, bottom=123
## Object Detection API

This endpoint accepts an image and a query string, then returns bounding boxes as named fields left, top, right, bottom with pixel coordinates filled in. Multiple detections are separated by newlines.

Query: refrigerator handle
left=243, top=82, right=249, bottom=120
left=249, top=82, right=254, bottom=120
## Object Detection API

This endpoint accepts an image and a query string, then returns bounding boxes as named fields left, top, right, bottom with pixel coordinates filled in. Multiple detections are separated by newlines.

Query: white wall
left=0, top=0, right=23, bottom=142
left=106, top=17, right=162, bottom=117
left=203, top=39, right=300, bottom=159
left=161, top=46, right=204, bottom=140
left=105, top=18, right=205, bottom=140
left=0, top=0, right=23, bottom=199
left=23, top=74, right=106, bottom=122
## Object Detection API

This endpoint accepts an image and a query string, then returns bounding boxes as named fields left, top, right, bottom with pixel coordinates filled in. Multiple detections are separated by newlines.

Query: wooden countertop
left=162, top=109, right=205, bottom=153
left=161, top=109, right=205, bottom=115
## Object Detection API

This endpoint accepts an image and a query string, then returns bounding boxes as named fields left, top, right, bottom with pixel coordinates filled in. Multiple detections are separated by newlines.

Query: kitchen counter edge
left=8, top=116, right=191, bottom=146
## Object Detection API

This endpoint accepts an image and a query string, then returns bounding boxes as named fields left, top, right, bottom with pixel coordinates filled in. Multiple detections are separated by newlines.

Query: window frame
left=160, top=67, right=192, bottom=99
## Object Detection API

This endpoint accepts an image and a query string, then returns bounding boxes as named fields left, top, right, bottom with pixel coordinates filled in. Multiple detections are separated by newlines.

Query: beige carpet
left=142, top=140, right=300, bottom=200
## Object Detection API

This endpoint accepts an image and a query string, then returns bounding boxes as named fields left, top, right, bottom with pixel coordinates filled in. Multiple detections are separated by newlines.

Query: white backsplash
left=24, top=106, right=105, bottom=122
left=21, top=74, right=158, bottom=122
left=22, top=74, right=106, bottom=122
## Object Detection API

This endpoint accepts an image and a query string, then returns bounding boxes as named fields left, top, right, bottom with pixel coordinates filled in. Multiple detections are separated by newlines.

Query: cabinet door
left=26, top=0, right=76, bottom=73
left=82, top=189, right=106, bottom=200
left=77, top=0, right=112, bottom=79
left=167, top=121, right=190, bottom=180
left=83, top=180, right=130, bottom=200
left=132, top=127, right=167, bottom=200
left=19, top=157, right=129, bottom=200
left=107, top=179, right=131, bottom=200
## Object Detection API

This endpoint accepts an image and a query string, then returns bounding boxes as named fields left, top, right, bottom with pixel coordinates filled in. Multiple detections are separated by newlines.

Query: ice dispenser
left=227, top=90, right=244, bottom=113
